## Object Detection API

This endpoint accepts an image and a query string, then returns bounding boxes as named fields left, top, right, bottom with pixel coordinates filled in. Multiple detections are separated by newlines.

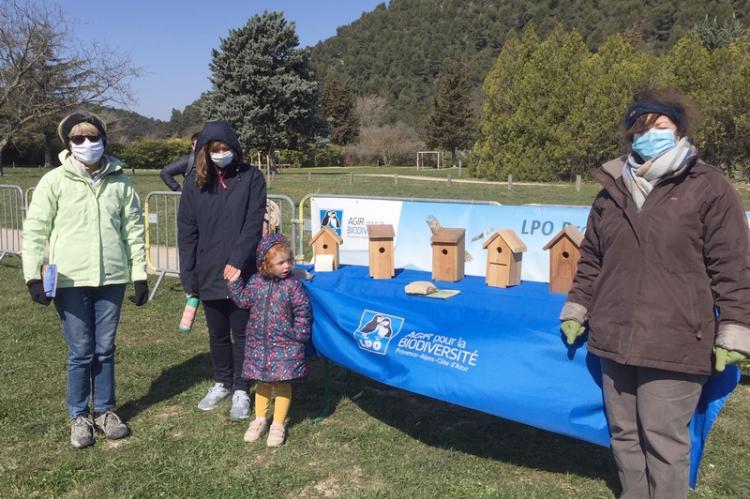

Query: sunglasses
left=69, top=134, right=101, bottom=145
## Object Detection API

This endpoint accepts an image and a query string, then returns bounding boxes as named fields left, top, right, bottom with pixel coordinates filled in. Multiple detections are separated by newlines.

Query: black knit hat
left=57, top=111, right=107, bottom=149
left=624, top=100, right=686, bottom=134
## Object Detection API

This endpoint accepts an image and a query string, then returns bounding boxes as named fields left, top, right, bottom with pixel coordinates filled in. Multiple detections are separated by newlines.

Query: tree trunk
left=43, top=129, right=55, bottom=168
left=266, top=145, right=274, bottom=178
left=450, top=147, right=457, bottom=167
left=0, top=136, right=9, bottom=175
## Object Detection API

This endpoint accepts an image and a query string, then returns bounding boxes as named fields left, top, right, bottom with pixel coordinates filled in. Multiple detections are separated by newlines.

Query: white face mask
left=210, top=150, right=234, bottom=168
left=71, top=139, right=104, bottom=165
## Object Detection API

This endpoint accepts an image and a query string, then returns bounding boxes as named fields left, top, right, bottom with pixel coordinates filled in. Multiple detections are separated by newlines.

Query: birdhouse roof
left=367, top=224, right=395, bottom=240
left=482, top=230, right=527, bottom=253
left=310, top=227, right=343, bottom=245
left=431, top=227, right=465, bottom=244
left=542, top=225, right=584, bottom=250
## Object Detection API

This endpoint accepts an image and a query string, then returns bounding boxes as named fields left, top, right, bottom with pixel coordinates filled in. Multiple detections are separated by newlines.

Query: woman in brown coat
left=560, top=88, right=750, bottom=499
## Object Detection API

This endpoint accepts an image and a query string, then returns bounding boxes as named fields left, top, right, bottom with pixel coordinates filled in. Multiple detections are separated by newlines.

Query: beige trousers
left=600, top=358, right=707, bottom=499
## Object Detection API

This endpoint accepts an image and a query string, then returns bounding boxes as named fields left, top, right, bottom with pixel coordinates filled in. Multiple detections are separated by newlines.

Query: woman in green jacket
left=23, top=112, right=149, bottom=449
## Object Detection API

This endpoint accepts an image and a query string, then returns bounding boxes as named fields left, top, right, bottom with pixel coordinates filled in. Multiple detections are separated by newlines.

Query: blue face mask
left=631, top=128, right=677, bottom=160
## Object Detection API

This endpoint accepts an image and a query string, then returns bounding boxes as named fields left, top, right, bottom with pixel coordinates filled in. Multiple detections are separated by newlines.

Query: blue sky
left=60, top=1, right=386, bottom=120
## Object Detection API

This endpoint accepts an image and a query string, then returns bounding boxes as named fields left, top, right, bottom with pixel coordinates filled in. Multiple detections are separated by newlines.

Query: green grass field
left=1, top=167, right=749, bottom=498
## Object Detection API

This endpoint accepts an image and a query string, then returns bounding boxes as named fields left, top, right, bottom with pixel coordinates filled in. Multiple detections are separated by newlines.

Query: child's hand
left=224, top=264, right=241, bottom=282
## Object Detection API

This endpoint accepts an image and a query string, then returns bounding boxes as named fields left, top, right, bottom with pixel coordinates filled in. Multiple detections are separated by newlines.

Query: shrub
left=119, top=138, right=191, bottom=170
left=276, top=144, right=344, bottom=168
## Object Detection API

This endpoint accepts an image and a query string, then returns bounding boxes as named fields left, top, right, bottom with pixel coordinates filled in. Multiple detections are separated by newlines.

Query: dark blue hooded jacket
left=177, top=120, right=267, bottom=300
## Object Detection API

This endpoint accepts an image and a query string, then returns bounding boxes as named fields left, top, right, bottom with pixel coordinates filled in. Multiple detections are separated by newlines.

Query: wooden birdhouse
left=310, top=227, right=343, bottom=271
left=431, top=228, right=465, bottom=282
left=543, top=225, right=585, bottom=294
left=482, top=230, right=527, bottom=288
left=367, top=224, right=395, bottom=279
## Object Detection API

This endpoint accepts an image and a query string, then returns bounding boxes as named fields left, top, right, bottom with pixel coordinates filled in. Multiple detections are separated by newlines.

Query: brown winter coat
left=563, top=155, right=750, bottom=375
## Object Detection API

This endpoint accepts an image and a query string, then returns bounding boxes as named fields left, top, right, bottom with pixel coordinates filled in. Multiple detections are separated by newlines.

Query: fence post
left=349, top=172, right=353, bottom=185
left=308, top=172, right=312, bottom=182
left=394, top=174, right=398, bottom=185
left=575, top=174, right=581, bottom=192
left=508, top=174, right=513, bottom=190
left=447, top=174, right=452, bottom=187
left=458, top=160, right=462, bottom=177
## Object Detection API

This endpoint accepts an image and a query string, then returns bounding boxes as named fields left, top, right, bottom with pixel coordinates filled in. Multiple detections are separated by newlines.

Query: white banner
left=311, top=197, right=404, bottom=266
left=311, top=196, right=750, bottom=282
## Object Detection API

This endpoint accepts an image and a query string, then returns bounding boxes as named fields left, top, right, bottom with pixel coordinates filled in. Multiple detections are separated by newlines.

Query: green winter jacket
left=22, top=151, right=147, bottom=287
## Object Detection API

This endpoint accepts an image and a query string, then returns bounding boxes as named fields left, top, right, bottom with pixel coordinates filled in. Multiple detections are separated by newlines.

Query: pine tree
left=425, top=59, right=475, bottom=166
left=320, top=75, right=359, bottom=145
left=204, top=11, right=318, bottom=156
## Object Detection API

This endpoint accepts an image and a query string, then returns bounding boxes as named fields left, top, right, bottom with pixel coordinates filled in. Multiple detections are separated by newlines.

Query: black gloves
left=128, top=280, right=149, bottom=306
left=27, top=279, right=51, bottom=306
left=28, top=279, right=149, bottom=306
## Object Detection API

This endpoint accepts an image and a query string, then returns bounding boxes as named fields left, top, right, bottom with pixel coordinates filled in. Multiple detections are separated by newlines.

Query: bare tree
left=347, top=122, right=424, bottom=166
left=0, top=0, right=140, bottom=161
left=355, top=95, right=388, bottom=128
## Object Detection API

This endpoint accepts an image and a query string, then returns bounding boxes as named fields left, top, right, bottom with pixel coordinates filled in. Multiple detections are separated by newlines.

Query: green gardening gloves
left=714, top=347, right=748, bottom=372
left=561, top=320, right=586, bottom=345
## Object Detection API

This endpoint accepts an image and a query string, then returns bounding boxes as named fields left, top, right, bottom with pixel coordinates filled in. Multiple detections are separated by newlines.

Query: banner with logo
left=312, top=196, right=750, bottom=283
left=304, top=265, right=739, bottom=488
left=311, top=196, right=590, bottom=282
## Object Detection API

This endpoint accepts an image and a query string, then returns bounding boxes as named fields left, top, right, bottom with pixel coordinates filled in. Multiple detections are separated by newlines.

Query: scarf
left=621, top=137, right=696, bottom=211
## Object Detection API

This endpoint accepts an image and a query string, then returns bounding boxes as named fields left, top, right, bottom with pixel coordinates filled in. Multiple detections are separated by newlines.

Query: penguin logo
left=320, top=209, right=343, bottom=236
left=353, top=310, right=404, bottom=355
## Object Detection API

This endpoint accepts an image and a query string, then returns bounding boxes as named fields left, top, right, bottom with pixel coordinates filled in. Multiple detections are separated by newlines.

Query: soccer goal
left=416, top=151, right=442, bottom=170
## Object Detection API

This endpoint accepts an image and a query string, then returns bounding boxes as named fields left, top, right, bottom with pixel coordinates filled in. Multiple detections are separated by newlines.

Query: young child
left=227, top=233, right=312, bottom=447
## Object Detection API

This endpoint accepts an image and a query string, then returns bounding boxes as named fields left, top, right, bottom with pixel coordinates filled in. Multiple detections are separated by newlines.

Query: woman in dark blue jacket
left=178, top=120, right=266, bottom=419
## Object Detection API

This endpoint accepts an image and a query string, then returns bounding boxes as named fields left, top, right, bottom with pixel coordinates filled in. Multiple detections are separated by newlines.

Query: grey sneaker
left=243, top=417, right=268, bottom=442
left=229, top=390, right=251, bottom=420
left=70, top=415, right=95, bottom=449
left=94, top=411, right=129, bottom=439
left=197, top=383, right=230, bottom=411
left=266, top=422, right=286, bottom=447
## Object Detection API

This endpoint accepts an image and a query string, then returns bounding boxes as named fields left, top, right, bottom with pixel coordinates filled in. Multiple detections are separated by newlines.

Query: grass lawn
left=1, top=166, right=749, bottom=497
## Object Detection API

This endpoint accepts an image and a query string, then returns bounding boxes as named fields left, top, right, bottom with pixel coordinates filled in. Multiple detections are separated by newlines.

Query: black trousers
left=202, top=299, right=250, bottom=392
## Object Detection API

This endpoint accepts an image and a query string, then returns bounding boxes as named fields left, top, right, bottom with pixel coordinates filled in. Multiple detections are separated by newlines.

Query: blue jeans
left=54, top=284, right=126, bottom=418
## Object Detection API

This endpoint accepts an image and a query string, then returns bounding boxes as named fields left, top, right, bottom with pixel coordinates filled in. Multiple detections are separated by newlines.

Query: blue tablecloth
left=303, top=265, right=739, bottom=487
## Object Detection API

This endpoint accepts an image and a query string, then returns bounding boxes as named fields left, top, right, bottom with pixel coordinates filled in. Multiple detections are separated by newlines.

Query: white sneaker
left=70, top=415, right=95, bottom=449
left=94, top=411, right=129, bottom=439
left=243, top=418, right=268, bottom=442
left=266, top=422, right=286, bottom=447
left=197, top=383, right=230, bottom=411
left=229, top=390, right=251, bottom=420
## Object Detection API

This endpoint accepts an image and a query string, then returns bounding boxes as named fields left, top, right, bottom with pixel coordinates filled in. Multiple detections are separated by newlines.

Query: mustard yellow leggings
left=254, top=382, right=291, bottom=424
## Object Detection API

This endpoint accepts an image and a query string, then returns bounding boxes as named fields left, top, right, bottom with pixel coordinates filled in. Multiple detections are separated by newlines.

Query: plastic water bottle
left=179, top=295, right=200, bottom=333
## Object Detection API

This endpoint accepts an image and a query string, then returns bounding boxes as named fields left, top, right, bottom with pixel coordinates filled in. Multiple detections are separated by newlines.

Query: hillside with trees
left=309, top=0, right=749, bottom=126
left=4, top=0, right=750, bottom=173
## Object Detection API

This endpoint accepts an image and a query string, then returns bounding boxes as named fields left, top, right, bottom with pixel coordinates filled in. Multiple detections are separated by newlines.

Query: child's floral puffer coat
left=228, top=234, right=312, bottom=382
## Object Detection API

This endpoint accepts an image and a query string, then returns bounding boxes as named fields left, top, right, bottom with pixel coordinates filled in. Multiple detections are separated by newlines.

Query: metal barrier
left=269, top=194, right=298, bottom=251
left=143, top=191, right=181, bottom=301
left=144, top=191, right=298, bottom=300
left=24, top=187, right=34, bottom=212
left=296, top=193, right=502, bottom=262
left=0, top=185, right=25, bottom=264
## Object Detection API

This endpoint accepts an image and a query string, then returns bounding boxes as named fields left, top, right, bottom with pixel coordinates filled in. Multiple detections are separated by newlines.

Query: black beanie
left=57, top=112, right=108, bottom=149
left=624, top=100, right=686, bottom=134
